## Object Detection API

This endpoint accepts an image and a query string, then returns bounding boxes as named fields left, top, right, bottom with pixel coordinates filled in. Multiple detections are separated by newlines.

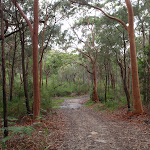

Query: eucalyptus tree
left=12, top=0, right=40, bottom=120
left=38, top=1, right=62, bottom=89
left=66, top=16, right=100, bottom=102
left=92, top=6, right=132, bottom=109
left=70, top=0, right=143, bottom=114
left=134, top=0, right=150, bottom=102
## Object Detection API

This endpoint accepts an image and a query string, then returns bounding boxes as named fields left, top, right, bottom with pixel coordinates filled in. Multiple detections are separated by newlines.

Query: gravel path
left=58, top=95, right=150, bottom=150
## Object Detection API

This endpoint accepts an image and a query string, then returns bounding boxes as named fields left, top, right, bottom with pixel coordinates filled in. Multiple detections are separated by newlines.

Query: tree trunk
left=33, top=0, right=40, bottom=120
left=40, top=12, right=47, bottom=90
left=12, top=0, right=40, bottom=120
left=18, top=64, right=23, bottom=86
left=8, top=49, right=11, bottom=86
left=105, top=74, right=107, bottom=103
left=127, top=64, right=131, bottom=91
left=118, top=61, right=131, bottom=110
left=75, top=0, right=143, bottom=113
left=147, top=25, right=150, bottom=102
left=123, top=30, right=131, bottom=110
left=46, top=73, right=48, bottom=88
left=78, top=76, right=80, bottom=94
left=10, top=34, right=17, bottom=101
left=19, top=23, right=31, bottom=114
left=40, top=61, right=42, bottom=88
left=93, top=63, right=99, bottom=103
left=125, top=0, right=143, bottom=114
left=1, top=0, right=8, bottom=137
left=141, top=23, right=147, bottom=102
left=88, top=59, right=91, bottom=92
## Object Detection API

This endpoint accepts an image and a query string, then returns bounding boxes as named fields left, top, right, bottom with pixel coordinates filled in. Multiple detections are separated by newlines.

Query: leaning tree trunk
left=125, top=0, right=143, bottom=114
left=1, top=0, right=8, bottom=137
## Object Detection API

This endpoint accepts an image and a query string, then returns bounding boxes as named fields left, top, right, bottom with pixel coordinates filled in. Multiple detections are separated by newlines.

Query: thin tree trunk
left=105, top=74, right=107, bottom=103
left=10, top=34, right=16, bottom=101
left=147, top=25, right=150, bottom=102
left=8, top=49, right=11, bottom=86
left=20, top=24, right=31, bottom=114
left=118, top=61, right=131, bottom=110
left=78, top=76, right=80, bottom=94
left=125, top=0, right=143, bottom=114
left=123, top=31, right=131, bottom=110
left=40, top=10, right=48, bottom=89
left=18, top=64, right=23, bottom=86
left=1, top=0, right=8, bottom=137
left=93, top=63, right=99, bottom=102
left=46, top=73, right=48, bottom=88
left=141, top=24, right=147, bottom=102
left=128, top=66, right=130, bottom=90
left=88, top=59, right=91, bottom=92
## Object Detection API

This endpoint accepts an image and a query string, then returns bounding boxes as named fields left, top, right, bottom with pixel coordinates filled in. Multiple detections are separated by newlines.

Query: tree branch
left=0, top=24, right=28, bottom=40
left=71, top=61, right=93, bottom=74
left=12, top=0, right=33, bottom=37
left=70, top=0, right=128, bottom=30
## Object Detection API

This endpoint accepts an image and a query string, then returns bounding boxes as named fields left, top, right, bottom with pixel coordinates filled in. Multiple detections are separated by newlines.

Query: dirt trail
left=57, top=95, right=150, bottom=150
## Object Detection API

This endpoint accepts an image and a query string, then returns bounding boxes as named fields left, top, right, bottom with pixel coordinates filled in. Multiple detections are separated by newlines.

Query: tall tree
left=0, top=0, right=8, bottom=137
left=71, top=17, right=99, bottom=102
left=12, top=0, right=40, bottom=119
left=71, top=0, right=143, bottom=114
left=125, top=0, right=143, bottom=113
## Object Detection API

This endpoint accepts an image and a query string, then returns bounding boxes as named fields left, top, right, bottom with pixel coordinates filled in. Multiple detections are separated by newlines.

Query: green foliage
left=7, top=97, right=27, bottom=118
left=102, top=100, right=119, bottom=111
left=40, top=87, right=53, bottom=110
left=85, top=99, right=95, bottom=107
left=1, top=126, right=34, bottom=148
left=52, top=99, right=64, bottom=109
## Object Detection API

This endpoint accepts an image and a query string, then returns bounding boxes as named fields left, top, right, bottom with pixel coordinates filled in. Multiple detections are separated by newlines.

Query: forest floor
left=1, top=95, right=150, bottom=150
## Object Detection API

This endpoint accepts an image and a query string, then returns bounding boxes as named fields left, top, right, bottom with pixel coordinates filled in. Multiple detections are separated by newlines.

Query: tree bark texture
left=125, top=0, right=143, bottom=114
left=33, top=0, right=40, bottom=120
left=1, top=0, right=8, bottom=137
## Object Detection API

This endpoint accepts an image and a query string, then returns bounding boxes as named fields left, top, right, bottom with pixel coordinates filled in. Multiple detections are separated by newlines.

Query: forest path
left=57, top=95, right=150, bottom=150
